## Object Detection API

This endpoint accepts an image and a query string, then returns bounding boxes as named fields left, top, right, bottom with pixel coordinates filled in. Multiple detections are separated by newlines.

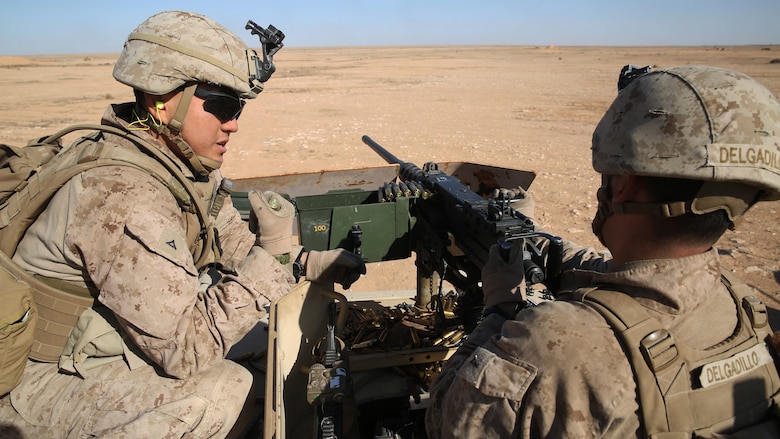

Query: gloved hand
left=248, top=190, right=294, bottom=256
left=490, top=186, right=535, bottom=220
left=481, top=239, right=526, bottom=309
left=305, top=249, right=366, bottom=289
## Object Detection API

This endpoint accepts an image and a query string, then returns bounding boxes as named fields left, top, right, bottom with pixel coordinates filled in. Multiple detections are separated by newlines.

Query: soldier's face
left=179, top=85, right=241, bottom=166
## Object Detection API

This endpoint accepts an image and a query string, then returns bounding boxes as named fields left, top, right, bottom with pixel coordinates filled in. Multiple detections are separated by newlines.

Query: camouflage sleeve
left=67, top=166, right=294, bottom=378
left=527, top=227, right=613, bottom=291
left=530, top=226, right=613, bottom=273
left=559, top=238, right=612, bottom=272
left=427, top=303, right=640, bottom=438
left=425, top=314, right=530, bottom=438
left=213, top=193, right=254, bottom=267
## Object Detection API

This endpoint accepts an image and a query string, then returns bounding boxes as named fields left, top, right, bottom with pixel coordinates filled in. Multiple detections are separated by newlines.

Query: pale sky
left=1, top=0, right=778, bottom=56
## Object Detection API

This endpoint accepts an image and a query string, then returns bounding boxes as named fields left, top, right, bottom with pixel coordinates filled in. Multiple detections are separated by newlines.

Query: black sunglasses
left=193, top=87, right=245, bottom=122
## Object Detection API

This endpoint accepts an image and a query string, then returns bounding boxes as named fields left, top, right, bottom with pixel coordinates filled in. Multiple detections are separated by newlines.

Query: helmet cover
left=592, top=65, right=780, bottom=201
left=113, top=10, right=262, bottom=98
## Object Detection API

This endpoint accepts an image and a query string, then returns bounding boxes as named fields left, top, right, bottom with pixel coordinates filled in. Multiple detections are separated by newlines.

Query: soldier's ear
left=610, top=175, right=640, bottom=203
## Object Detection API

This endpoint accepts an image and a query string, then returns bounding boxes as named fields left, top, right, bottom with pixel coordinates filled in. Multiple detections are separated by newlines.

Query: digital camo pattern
left=592, top=66, right=780, bottom=200
left=0, top=104, right=295, bottom=436
left=113, top=10, right=257, bottom=98
left=426, top=245, right=738, bottom=438
left=1, top=358, right=251, bottom=438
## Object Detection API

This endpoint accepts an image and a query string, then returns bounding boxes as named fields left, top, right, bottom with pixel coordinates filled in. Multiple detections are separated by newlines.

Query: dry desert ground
left=1, top=45, right=779, bottom=324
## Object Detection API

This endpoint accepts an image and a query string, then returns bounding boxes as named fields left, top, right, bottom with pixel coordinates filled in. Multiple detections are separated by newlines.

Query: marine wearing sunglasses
left=194, top=86, right=246, bottom=122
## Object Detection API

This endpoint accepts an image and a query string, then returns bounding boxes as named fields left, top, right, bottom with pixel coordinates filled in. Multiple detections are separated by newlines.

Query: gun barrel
left=362, top=135, right=403, bottom=165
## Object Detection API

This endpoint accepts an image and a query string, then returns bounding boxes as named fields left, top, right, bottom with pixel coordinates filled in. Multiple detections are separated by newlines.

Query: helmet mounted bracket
left=245, top=20, right=285, bottom=91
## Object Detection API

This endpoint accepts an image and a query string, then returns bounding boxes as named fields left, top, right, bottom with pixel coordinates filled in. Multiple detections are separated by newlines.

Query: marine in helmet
left=0, top=10, right=364, bottom=438
left=426, top=66, right=780, bottom=438
left=112, top=10, right=268, bottom=177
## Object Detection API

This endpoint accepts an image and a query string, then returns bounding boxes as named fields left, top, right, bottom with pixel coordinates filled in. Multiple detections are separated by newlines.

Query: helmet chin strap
left=609, top=182, right=757, bottom=228
left=592, top=177, right=759, bottom=244
left=149, top=83, right=220, bottom=177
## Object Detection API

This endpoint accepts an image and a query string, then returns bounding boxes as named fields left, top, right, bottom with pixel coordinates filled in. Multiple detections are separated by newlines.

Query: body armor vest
left=575, top=270, right=780, bottom=437
left=0, top=124, right=228, bottom=362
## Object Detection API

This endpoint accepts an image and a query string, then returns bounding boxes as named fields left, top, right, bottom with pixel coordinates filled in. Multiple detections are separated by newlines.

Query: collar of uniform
left=569, top=248, right=723, bottom=316
left=102, top=102, right=198, bottom=181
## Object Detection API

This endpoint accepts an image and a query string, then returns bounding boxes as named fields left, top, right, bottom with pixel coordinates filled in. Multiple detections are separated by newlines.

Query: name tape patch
left=707, top=144, right=780, bottom=174
left=699, top=343, right=773, bottom=388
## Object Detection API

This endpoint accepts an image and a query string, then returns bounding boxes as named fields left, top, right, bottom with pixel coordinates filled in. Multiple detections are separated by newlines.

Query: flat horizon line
left=2, top=43, right=779, bottom=58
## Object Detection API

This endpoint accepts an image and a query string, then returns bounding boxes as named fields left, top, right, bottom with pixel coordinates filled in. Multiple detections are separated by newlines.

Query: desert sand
left=1, top=45, right=778, bottom=324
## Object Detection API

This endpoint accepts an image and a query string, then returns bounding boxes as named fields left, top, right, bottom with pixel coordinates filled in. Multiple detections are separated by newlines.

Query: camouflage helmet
left=592, top=66, right=780, bottom=223
left=113, top=10, right=263, bottom=98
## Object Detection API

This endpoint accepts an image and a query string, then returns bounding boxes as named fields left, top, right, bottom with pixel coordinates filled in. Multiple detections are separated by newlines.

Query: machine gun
left=230, top=136, right=565, bottom=437
left=362, top=135, right=563, bottom=325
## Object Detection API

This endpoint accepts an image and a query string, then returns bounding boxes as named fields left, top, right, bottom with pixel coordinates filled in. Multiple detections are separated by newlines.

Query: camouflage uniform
left=427, top=65, right=780, bottom=438
left=0, top=11, right=367, bottom=437
left=426, top=241, right=739, bottom=438
left=0, top=102, right=295, bottom=437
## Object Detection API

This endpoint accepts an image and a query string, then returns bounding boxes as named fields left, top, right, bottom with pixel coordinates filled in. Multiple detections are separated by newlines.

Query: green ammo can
left=294, top=189, right=413, bottom=263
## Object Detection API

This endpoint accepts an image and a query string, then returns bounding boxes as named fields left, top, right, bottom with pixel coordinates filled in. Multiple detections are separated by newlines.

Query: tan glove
left=491, top=186, right=535, bottom=220
left=248, top=190, right=294, bottom=256
left=305, top=249, right=366, bottom=289
left=481, top=239, right=526, bottom=309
